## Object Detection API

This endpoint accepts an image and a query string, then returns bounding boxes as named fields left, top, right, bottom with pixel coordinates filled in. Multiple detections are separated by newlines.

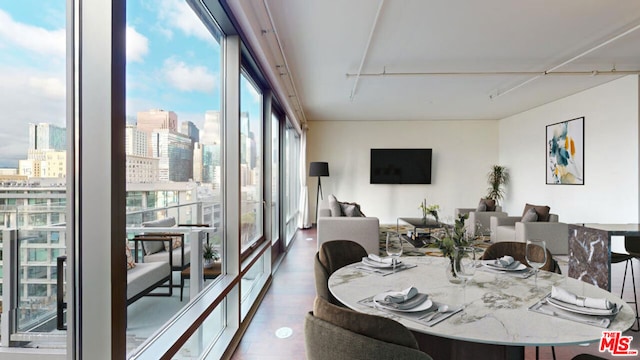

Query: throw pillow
left=313, top=297, right=419, bottom=350
left=480, top=198, right=497, bottom=211
left=476, top=200, right=487, bottom=212
left=521, top=207, right=538, bottom=222
left=141, top=238, right=165, bottom=255
left=522, top=203, right=551, bottom=222
left=339, top=201, right=365, bottom=217
left=125, top=243, right=136, bottom=270
left=141, top=217, right=177, bottom=254
left=328, top=194, right=342, bottom=217
left=163, top=235, right=183, bottom=252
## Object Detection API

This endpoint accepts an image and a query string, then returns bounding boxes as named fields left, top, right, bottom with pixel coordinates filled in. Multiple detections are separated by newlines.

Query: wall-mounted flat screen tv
left=370, top=148, right=432, bottom=184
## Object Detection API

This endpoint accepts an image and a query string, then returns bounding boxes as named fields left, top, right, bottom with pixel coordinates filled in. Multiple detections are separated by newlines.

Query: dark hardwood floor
left=230, top=227, right=640, bottom=359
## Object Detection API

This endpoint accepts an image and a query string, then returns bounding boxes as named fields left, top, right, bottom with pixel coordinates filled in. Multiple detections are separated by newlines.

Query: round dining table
left=328, top=255, right=636, bottom=360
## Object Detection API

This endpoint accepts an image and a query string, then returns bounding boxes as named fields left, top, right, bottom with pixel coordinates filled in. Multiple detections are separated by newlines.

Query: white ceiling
left=229, top=0, right=640, bottom=125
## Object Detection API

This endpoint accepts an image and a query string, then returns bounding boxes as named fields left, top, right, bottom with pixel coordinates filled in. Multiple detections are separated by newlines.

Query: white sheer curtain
left=298, top=129, right=311, bottom=228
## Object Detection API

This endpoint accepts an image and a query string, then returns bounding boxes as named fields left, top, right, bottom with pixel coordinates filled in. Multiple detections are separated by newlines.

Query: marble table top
left=328, top=256, right=636, bottom=347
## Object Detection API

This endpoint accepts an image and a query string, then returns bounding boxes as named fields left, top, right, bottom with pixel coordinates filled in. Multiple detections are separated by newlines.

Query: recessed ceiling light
left=275, top=327, right=293, bottom=339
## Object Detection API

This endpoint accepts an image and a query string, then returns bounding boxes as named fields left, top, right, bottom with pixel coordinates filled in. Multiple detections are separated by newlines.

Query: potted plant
left=203, top=242, right=220, bottom=269
left=486, top=165, right=509, bottom=204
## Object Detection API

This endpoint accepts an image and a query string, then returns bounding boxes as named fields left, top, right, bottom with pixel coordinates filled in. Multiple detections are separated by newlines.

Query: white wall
left=307, top=120, right=499, bottom=224
left=499, top=75, right=640, bottom=223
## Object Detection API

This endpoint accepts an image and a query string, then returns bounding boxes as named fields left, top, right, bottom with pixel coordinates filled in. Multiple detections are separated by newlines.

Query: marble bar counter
left=569, top=223, right=640, bottom=290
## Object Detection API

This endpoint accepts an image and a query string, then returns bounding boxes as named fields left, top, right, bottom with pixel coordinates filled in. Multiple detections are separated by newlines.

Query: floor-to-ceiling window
left=271, top=112, right=280, bottom=247
left=239, top=72, right=264, bottom=254
left=124, top=0, right=225, bottom=354
left=0, top=0, right=302, bottom=358
left=0, top=0, right=70, bottom=353
left=284, top=122, right=301, bottom=246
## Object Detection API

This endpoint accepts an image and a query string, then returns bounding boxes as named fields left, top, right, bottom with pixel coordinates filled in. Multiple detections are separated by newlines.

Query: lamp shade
left=309, top=162, right=329, bottom=177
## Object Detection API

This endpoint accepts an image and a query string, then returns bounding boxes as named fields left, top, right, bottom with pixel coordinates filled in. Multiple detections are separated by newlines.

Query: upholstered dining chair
left=611, top=236, right=640, bottom=332
left=305, top=296, right=433, bottom=360
left=481, top=241, right=561, bottom=274
left=314, top=240, right=368, bottom=306
left=481, top=241, right=561, bottom=360
left=571, top=355, right=606, bottom=360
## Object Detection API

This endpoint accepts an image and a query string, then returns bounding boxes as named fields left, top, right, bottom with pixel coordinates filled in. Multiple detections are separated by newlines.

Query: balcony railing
left=0, top=200, right=221, bottom=350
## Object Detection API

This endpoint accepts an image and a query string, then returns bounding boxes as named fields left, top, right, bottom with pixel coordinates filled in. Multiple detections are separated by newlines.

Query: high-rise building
left=137, top=109, right=178, bottom=156
left=193, top=142, right=220, bottom=184
left=150, top=129, right=194, bottom=182
left=201, top=111, right=221, bottom=145
left=125, top=124, right=148, bottom=156
left=19, top=151, right=66, bottom=178
left=28, top=123, right=66, bottom=151
left=126, top=155, right=160, bottom=183
left=181, top=121, right=200, bottom=144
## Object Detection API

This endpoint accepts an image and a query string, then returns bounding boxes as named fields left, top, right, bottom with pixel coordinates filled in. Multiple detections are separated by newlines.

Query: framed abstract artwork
left=546, top=117, right=584, bottom=185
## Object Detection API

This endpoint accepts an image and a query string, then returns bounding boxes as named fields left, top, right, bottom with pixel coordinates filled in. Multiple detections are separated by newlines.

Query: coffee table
left=180, top=263, right=221, bottom=301
left=397, top=217, right=445, bottom=247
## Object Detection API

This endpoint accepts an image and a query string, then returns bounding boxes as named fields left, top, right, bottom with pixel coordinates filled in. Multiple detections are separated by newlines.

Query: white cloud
left=0, top=10, right=65, bottom=58
left=158, top=0, right=211, bottom=41
left=163, top=57, right=217, bottom=92
left=29, top=77, right=66, bottom=99
left=0, top=66, right=66, bottom=167
left=126, top=25, right=149, bottom=63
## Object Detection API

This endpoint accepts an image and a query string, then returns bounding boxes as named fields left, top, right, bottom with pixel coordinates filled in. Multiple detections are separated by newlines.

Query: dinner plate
left=482, top=260, right=527, bottom=272
left=373, top=293, right=433, bottom=312
left=361, top=257, right=402, bottom=269
left=546, top=296, right=619, bottom=316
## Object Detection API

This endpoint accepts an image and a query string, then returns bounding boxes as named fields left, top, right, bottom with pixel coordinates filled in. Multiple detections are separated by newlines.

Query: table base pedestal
left=412, top=332, right=524, bottom=360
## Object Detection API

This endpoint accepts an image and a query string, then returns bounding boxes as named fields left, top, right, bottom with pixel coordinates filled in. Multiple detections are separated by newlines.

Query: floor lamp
left=309, top=162, right=329, bottom=224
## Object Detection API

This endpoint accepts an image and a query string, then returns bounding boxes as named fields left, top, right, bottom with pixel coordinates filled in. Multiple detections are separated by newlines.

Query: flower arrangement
left=418, top=198, right=440, bottom=223
left=432, top=213, right=471, bottom=279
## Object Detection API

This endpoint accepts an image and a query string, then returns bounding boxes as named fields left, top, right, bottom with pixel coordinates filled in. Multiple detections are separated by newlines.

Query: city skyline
left=0, top=0, right=262, bottom=168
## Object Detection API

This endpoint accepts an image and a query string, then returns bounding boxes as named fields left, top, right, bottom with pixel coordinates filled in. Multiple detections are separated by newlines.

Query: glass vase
left=445, top=257, right=462, bottom=284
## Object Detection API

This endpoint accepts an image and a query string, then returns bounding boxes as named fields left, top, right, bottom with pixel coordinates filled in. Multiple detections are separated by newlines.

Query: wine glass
left=386, top=231, right=403, bottom=272
left=526, top=239, right=547, bottom=288
left=453, top=246, right=477, bottom=305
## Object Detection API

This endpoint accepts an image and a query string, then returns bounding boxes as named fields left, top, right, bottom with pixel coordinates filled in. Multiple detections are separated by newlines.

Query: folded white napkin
left=384, top=286, right=418, bottom=303
left=497, top=256, right=514, bottom=267
left=551, top=286, right=614, bottom=310
left=368, top=254, right=394, bottom=264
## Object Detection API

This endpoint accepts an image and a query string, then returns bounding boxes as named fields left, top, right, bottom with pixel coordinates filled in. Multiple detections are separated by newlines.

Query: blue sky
left=0, top=0, right=261, bottom=168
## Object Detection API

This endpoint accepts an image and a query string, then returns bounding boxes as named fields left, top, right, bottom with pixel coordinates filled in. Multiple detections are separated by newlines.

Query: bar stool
left=611, top=236, right=639, bottom=332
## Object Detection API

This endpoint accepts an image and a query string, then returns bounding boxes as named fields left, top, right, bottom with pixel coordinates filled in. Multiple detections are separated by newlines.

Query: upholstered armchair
left=317, top=195, right=380, bottom=255
left=455, top=198, right=507, bottom=237
left=490, top=204, right=568, bottom=255
left=455, top=206, right=507, bottom=237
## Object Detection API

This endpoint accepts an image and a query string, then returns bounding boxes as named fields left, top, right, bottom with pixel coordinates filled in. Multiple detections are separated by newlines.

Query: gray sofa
left=126, top=261, right=171, bottom=305
left=490, top=213, right=569, bottom=255
left=317, top=208, right=380, bottom=255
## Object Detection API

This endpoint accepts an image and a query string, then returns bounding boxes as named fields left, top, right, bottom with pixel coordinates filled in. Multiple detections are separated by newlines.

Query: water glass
left=386, top=232, right=403, bottom=271
left=525, top=239, right=547, bottom=288
left=453, top=246, right=477, bottom=304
